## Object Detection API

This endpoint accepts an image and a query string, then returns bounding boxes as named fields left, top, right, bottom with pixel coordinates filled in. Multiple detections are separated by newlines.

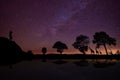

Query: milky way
left=0, top=0, right=120, bottom=54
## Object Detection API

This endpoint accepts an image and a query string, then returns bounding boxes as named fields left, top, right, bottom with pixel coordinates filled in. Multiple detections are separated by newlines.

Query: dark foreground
left=1, top=54, right=120, bottom=66
left=0, top=59, right=120, bottom=80
left=0, top=53, right=120, bottom=80
left=33, top=54, right=120, bottom=59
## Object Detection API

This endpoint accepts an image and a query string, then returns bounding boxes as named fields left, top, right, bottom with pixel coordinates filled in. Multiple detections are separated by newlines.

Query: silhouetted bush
left=53, top=41, right=68, bottom=54
left=42, top=47, right=47, bottom=55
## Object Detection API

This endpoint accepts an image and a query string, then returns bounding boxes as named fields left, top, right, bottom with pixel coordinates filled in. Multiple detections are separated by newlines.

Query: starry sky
left=0, top=0, right=120, bottom=54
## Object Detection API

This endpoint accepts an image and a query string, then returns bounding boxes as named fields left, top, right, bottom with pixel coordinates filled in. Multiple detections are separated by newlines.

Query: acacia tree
left=53, top=41, right=68, bottom=54
left=93, top=31, right=116, bottom=55
left=72, top=35, right=90, bottom=55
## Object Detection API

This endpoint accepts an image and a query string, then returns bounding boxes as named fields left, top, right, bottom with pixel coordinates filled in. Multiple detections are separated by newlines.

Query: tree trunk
left=103, top=44, right=108, bottom=55
left=60, top=49, right=63, bottom=55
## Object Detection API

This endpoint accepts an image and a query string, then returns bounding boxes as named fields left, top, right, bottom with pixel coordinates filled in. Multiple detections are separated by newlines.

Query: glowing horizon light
left=32, top=48, right=120, bottom=55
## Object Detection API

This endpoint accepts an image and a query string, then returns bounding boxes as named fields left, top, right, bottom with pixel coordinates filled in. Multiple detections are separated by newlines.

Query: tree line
left=42, top=31, right=117, bottom=55
left=8, top=30, right=117, bottom=55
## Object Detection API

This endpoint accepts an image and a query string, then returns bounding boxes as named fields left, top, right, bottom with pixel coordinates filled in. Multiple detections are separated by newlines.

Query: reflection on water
left=0, top=59, right=120, bottom=80
left=46, top=59, right=119, bottom=68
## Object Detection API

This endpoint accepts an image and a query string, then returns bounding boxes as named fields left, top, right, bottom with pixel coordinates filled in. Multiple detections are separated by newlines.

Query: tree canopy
left=72, top=35, right=90, bottom=54
left=93, top=31, right=116, bottom=55
left=53, top=41, right=68, bottom=54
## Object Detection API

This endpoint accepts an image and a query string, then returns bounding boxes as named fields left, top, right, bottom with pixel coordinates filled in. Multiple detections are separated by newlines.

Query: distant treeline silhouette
left=0, top=31, right=119, bottom=62
left=51, top=31, right=117, bottom=55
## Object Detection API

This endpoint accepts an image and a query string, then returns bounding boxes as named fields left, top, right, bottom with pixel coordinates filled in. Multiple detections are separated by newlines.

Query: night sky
left=0, top=0, right=120, bottom=54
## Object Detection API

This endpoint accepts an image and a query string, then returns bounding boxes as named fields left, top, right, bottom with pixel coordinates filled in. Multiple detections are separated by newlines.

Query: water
left=0, top=59, right=120, bottom=80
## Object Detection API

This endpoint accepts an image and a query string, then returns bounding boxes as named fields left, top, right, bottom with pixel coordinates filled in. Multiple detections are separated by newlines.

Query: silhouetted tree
left=53, top=41, right=68, bottom=54
left=93, top=31, right=116, bottom=55
left=72, top=35, right=90, bottom=55
left=42, top=47, right=47, bottom=55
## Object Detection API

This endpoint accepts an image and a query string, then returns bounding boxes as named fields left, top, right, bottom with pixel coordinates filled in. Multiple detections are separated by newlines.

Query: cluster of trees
left=42, top=31, right=116, bottom=55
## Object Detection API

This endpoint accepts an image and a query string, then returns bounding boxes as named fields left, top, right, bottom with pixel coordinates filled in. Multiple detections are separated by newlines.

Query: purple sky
left=0, top=0, right=120, bottom=54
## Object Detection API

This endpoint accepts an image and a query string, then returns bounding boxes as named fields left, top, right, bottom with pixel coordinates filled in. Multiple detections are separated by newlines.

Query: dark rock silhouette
left=0, top=37, right=33, bottom=64
left=0, top=37, right=23, bottom=58
left=93, top=31, right=116, bottom=55
left=53, top=41, right=68, bottom=54
left=72, top=35, right=90, bottom=55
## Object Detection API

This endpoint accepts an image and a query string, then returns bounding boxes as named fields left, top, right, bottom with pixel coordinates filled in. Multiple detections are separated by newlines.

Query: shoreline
left=33, top=54, right=120, bottom=59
